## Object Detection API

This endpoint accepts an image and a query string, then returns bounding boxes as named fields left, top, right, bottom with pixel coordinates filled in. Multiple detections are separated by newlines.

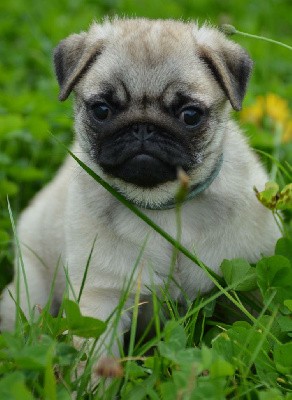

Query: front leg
left=71, top=286, right=132, bottom=384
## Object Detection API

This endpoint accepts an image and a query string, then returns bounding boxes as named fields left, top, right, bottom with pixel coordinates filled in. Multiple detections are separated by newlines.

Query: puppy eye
left=179, top=107, right=203, bottom=127
left=91, top=103, right=111, bottom=121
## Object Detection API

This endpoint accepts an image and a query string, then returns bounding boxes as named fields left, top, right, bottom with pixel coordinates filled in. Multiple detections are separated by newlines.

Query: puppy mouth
left=96, top=124, right=193, bottom=187
left=101, top=151, right=178, bottom=187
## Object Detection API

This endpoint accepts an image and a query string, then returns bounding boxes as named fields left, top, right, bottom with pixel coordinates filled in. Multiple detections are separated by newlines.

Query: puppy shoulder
left=17, top=152, right=76, bottom=241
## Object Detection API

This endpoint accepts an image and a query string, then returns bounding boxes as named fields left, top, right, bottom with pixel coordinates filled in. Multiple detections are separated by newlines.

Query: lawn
left=0, top=0, right=291, bottom=398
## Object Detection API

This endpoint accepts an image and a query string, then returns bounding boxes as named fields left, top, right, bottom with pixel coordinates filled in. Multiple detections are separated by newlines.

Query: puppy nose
left=132, top=124, right=156, bottom=141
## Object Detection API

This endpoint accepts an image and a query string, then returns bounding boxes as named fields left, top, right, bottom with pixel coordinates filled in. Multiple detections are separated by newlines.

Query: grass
left=0, top=0, right=292, bottom=398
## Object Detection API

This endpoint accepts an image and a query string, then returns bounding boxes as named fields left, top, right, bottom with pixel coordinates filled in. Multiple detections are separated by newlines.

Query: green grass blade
left=7, top=197, right=32, bottom=324
left=255, top=149, right=292, bottom=181
left=78, top=235, right=98, bottom=303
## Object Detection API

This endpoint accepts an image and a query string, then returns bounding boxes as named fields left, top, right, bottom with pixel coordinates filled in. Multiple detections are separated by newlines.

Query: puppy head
left=54, top=18, right=252, bottom=207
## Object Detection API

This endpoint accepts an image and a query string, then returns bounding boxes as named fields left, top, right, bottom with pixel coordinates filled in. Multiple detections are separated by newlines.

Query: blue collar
left=119, top=154, right=224, bottom=211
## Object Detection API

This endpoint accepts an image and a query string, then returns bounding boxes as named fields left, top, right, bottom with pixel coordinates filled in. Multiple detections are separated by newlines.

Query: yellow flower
left=240, top=93, right=292, bottom=142
left=265, top=93, right=290, bottom=124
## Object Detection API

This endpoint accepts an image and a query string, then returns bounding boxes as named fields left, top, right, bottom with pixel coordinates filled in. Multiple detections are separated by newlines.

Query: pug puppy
left=0, top=18, right=280, bottom=357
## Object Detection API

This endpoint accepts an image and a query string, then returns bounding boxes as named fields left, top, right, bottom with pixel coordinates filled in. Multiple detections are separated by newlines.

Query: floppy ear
left=53, top=33, right=104, bottom=101
left=197, top=29, right=253, bottom=111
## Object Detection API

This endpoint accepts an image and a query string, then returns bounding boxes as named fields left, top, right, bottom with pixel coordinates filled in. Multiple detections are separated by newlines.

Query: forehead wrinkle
left=116, top=60, right=183, bottom=101
left=161, top=81, right=204, bottom=106
left=104, top=78, right=133, bottom=105
left=119, top=78, right=177, bottom=109
left=115, top=76, right=131, bottom=103
left=103, top=75, right=207, bottom=111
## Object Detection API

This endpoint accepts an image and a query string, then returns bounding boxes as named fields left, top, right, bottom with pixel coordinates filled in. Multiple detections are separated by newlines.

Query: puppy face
left=54, top=19, right=252, bottom=206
